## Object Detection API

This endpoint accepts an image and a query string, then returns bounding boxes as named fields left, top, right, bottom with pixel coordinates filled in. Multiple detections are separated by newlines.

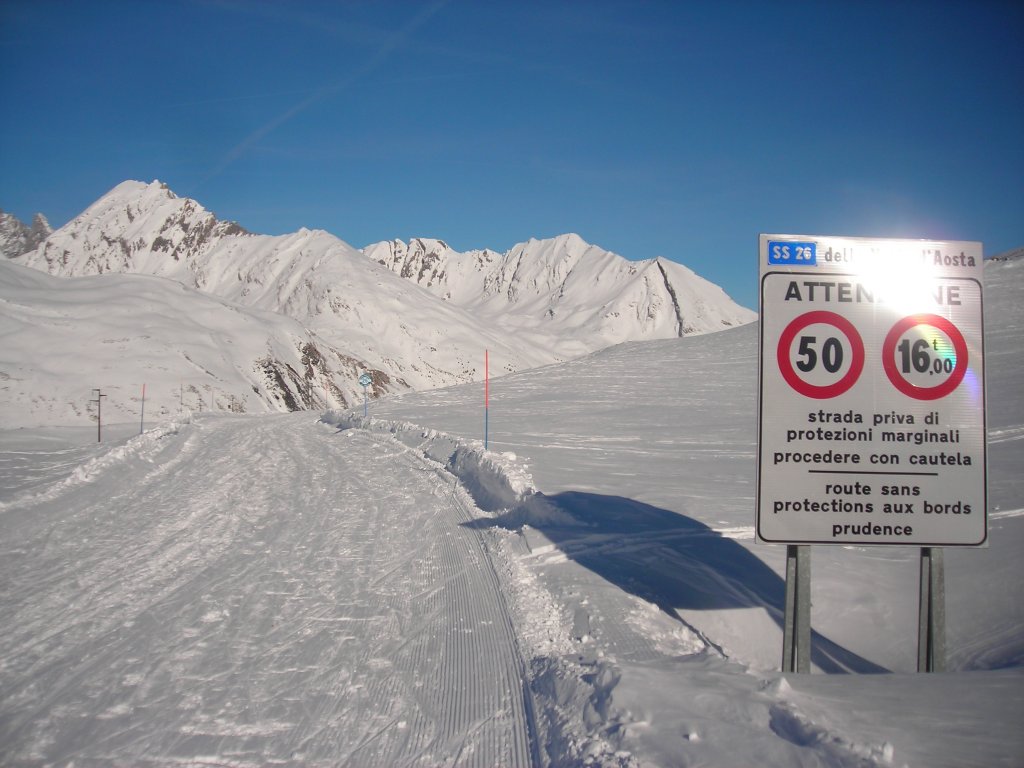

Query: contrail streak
left=199, top=0, right=449, bottom=186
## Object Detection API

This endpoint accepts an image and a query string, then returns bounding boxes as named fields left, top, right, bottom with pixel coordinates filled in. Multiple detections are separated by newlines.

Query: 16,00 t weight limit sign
left=777, top=310, right=865, bottom=399
left=882, top=314, right=969, bottom=400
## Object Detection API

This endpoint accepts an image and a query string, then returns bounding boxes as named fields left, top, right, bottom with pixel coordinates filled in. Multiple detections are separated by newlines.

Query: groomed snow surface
left=1, top=416, right=538, bottom=767
left=2, top=256, right=1023, bottom=766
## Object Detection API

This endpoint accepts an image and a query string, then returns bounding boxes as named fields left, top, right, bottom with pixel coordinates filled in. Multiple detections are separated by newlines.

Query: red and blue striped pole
left=484, top=349, right=489, bottom=450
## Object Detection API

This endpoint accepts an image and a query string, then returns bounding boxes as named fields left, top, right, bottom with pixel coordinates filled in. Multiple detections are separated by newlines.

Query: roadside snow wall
left=320, top=410, right=577, bottom=526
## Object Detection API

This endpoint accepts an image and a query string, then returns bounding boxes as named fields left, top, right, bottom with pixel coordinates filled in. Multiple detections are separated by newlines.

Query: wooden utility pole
left=91, top=388, right=106, bottom=442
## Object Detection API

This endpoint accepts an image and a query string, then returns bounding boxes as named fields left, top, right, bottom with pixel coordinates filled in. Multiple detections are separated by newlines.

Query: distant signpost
left=359, top=373, right=372, bottom=417
left=757, top=233, right=987, bottom=674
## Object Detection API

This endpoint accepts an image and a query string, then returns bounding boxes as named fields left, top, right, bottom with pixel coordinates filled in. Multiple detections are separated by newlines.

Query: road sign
left=358, top=372, right=372, bottom=417
left=757, top=235, right=986, bottom=546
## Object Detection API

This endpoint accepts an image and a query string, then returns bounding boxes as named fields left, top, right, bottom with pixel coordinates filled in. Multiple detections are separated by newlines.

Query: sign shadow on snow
left=462, top=491, right=888, bottom=674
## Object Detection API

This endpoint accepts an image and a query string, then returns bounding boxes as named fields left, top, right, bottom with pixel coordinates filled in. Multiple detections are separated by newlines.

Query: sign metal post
left=781, top=544, right=811, bottom=673
left=918, top=547, right=946, bottom=672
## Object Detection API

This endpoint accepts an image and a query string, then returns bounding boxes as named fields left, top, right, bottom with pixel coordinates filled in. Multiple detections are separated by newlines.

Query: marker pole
left=91, top=388, right=106, bottom=443
left=484, top=349, right=489, bottom=451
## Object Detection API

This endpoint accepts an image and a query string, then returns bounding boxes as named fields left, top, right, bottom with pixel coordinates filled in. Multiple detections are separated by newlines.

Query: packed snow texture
left=1, top=254, right=1021, bottom=766
left=324, top=253, right=1024, bottom=765
left=1, top=417, right=537, bottom=766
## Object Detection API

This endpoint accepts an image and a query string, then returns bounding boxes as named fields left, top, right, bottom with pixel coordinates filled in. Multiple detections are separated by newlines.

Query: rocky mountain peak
left=8, top=179, right=755, bottom=410
left=0, top=209, right=53, bottom=259
left=17, top=180, right=249, bottom=278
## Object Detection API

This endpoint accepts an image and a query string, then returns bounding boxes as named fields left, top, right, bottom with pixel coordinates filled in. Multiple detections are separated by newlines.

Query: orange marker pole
left=484, top=349, right=489, bottom=450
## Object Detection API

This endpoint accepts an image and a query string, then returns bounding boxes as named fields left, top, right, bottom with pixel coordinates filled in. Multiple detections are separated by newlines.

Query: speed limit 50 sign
left=757, top=234, right=986, bottom=546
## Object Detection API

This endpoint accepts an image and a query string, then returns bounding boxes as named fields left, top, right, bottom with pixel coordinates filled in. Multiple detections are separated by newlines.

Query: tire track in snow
left=349, top=438, right=537, bottom=767
left=1, top=414, right=536, bottom=767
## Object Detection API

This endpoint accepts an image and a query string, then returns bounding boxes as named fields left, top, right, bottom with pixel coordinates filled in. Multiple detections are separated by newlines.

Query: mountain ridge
left=7, top=179, right=755, bottom=424
left=14, top=181, right=551, bottom=393
left=362, top=232, right=753, bottom=352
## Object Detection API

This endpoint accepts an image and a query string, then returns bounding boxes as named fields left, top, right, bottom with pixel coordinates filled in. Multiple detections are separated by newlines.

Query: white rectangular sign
left=757, top=234, right=986, bottom=546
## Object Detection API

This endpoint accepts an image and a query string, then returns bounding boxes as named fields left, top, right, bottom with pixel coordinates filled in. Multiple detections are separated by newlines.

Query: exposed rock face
left=1, top=210, right=52, bottom=259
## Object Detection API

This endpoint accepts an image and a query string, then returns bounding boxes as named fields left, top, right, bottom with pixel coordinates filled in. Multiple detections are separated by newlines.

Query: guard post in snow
left=756, top=234, right=987, bottom=674
left=91, top=388, right=106, bottom=443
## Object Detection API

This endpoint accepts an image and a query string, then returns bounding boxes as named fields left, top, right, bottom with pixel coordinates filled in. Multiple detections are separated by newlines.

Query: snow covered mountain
left=0, top=209, right=51, bottom=259
left=365, top=235, right=754, bottom=355
left=12, top=181, right=555, bottom=397
left=0, top=259, right=369, bottom=428
left=8, top=180, right=753, bottom=426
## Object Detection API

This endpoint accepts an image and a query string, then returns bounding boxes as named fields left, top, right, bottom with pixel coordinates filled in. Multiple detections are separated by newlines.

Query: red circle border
left=776, top=311, right=866, bottom=399
left=882, top=314, right=968, bottom=400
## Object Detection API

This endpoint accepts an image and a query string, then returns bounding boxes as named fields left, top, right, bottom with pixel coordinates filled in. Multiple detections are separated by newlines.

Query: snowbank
left=0, top=416, right=192, bottom=514
left=321, top=410, right=579, bottom=528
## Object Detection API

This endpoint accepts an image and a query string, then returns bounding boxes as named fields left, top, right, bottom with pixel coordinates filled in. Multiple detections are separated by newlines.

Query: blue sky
left=1, top=0, right=1021, bottom=309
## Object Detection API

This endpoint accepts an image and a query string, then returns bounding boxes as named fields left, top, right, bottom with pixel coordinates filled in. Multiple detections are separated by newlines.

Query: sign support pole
left=781, top=544, right=811, bottom=673
left=917, top=547, right=946, bottom=672
left=358, top=372, right=372, bottom=419
left=91, top=388, right=106, bottom=443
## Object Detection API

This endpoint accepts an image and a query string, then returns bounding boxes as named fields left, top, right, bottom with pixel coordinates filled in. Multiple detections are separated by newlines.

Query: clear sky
left=1, top=0, right=1021, bottom=309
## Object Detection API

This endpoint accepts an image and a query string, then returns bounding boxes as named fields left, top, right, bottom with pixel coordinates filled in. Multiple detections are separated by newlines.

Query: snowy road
left=0, top=414, right=536, bottom=767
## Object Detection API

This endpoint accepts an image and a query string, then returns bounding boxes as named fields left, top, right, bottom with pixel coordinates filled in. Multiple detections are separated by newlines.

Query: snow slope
left=321, top=252, right=1024, bottom=765
left=11, top=181, right=558, bottom=397
left=0, top=259, right=369, bottom=427
left=0, top=415, right=537, bottom=766
left=12, top=181, right=753, bottom=411
left=1, top=253, right=1019, bottom=767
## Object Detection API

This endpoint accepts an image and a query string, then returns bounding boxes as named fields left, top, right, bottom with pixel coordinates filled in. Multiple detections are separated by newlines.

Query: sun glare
left=852, top=243, right=946, bottom=319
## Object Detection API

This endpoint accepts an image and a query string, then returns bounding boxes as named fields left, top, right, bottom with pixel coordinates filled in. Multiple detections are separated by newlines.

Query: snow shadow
left=465, top=491, right=888, bottom=674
